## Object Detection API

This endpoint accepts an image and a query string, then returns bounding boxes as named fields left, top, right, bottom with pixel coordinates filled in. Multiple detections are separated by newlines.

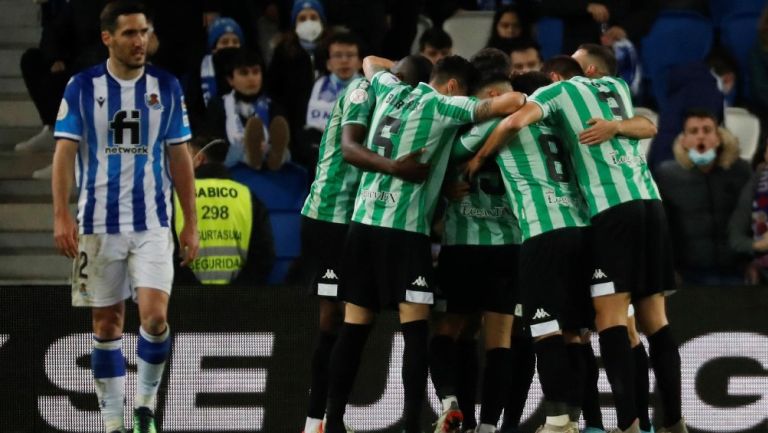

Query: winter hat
left=291, top=0, right=326, bottom=26
left=208, top=17, right=244, bottom=50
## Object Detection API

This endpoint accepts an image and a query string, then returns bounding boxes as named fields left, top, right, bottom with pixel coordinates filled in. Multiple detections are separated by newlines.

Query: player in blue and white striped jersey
left=51, top=2, right=198, bottom=433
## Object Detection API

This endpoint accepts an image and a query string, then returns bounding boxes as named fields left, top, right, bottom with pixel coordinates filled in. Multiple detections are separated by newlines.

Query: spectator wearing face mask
left=266, top=0, right=330, bottom=172
left=656, top=109, right=752, bottom=286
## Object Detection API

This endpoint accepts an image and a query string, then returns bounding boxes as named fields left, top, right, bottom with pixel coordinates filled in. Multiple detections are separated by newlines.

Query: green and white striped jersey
left=445, top=119, right=521, bottom=246
left=301, top=78, right=375, bottom=224
left=351, top=71, right=479, bottom=235
left=496, top=119, right=590, bottom=242
left=529, top=76, right=660, bottom=218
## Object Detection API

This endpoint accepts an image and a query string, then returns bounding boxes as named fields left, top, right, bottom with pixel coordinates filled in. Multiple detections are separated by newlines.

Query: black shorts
left=339, top=222, right=435, bottom=312
left=300, top=216, right=348, bottom=299
left=589, top=199, right=677, bottom=299
left=436, top=244, right=519, bottom=315
left=518, top=227, right=593, bottom=337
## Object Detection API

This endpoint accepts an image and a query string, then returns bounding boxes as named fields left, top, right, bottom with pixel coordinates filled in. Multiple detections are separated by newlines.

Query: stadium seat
left=709, top=0, right=766, bottom=25
left=230, top=162, right=308, bottom=211
left=535, top=17, right=564, bottom=60
left=442, top=11, right=494, bottom=59
left=719, top=11, right=760, bottom=100
left=634, top=107, right=658, bottom=157
left=725, top=106, right=761, bottom=160
left=641, top=11, right=714, bottom=107
left=267, top=211, right=302, bottom=283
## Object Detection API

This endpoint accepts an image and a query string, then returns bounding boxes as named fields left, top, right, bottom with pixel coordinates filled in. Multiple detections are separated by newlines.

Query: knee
left=141, top=313, right=168, bottom=335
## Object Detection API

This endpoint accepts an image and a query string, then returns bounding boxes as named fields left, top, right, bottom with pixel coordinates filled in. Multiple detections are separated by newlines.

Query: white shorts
left=71, top=227, right=174, bottom=307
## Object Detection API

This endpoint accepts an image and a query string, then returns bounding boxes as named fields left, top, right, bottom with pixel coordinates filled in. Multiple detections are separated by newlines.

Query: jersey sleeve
left=370, top=70, right=403, bottom=100
left=54, top=77, right=83, bottom=142
left=529, top=81, right=566, bottom=120
left=341, top=79, right=376, bottom=127
left=451, top=119, right=501, bottom=161
left=165, top=77, right=193, bottom=145
left=436, top=95, right=479, bottom=126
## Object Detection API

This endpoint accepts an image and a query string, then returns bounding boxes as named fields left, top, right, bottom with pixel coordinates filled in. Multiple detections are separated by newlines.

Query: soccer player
left=430, top=47, right=524, bottom=433
left=323, top=55, right=527, bottom=433
left=468, top=44, right=678, bottom=433
left=51, top=2, right=198, bottom=433
left=299, top=54, right=433, bottom=433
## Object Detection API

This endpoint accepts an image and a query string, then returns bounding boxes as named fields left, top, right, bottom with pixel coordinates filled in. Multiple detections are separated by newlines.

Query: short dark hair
left=190, top=136, right=229, bottom=164
left=326, top=31, right=361, bottom=51
left=393, top=54, right=433, bottom=87
left=509, top=39, right=541, bottom=55
left=100, top=0, right=147, bottom=33
left=431, top=55, right=477, bottom=92
left=471, top=48, right=511, bottom=92
left=683, top=108, right=719, bottom=126
left=419, top=28, right=453, bottom=52
left=541, top=55, right=584, bottom=80
left=577, top=43, right=617, bottom=76
left=707, top=45, right=739, bottom=77
left=511, top=71, right=552, bottom=95
left=225, top=48, right=265, bottom=77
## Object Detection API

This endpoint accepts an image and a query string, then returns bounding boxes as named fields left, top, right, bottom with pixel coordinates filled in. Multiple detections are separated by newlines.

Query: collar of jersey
left=106, top=59, right=145, bottom=85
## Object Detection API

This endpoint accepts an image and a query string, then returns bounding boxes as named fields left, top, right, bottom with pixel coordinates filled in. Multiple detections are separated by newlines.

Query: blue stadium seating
left=536, top=17, right=563, bottom=60
left=710, top=0, right=766, bottom=25
left=641, top=11, right=714, bottom=107
left=719, top=11, right=761, bottom=100
left=230, top=162, right=308, bottom=284
left=230, top=162, right=308, bottom=211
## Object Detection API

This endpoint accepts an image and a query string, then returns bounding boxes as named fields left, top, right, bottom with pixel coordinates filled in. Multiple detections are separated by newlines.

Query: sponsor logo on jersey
left=322, top=269, right=338, bottom=280
left=532, top=308, right=550, bottom=320
left=459, top=205, right=510, bottom=219
left=545, top=191, right=578, bottom=207
left=592, top=268, right=608, bottom=280
left=607, top=151, right=646, bottom=168
left=145, top=93, right=164, bottom=110
left=360, top=189, right=399, bottom=205
left=96, top=96, right=106, bottom=107
left=411, top=276, right=428, bottom=288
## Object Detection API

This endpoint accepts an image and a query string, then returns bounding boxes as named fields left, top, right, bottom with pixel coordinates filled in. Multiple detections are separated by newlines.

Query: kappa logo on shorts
left=592, top=268, right=608, bottom=280
left=411, top=276, right=428, bottom=288
left=322, top=269, right=338, bottom=280
left=532, top=308, right=550, bottom=320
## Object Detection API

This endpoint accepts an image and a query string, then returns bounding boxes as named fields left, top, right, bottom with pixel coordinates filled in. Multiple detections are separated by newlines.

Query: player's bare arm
left=52, top=139, right=79, bottom=258
left=341, top=124, right=430, bottom=183
left=473, top=91, right=528, bottom=123
left=362, top=55, right=395, bottom=81
left=167, top=143, right=199, bottom=266
left=466, top=102, right=544, bottom=178
left=579, top=115, right=658, bottom=145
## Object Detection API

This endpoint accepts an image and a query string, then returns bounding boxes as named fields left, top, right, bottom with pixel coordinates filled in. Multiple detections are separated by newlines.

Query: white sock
left=92, top=337, right=126, bottom=433
left=476, top=423, right=497, bottom=433
left=135, top=326, right=170, bottom=409
left=546, top=414, right=570, bottom=427
left=304, top=417, right=323, bottom=433
left=442, top=395, right=459, bottom=412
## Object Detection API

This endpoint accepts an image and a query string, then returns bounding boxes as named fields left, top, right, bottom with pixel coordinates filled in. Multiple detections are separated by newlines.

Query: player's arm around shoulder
left=578, top=115, right=657, bottom=146
left=52, top=139, right=79, bottom=258
left=167, top=144, right=199, bottom=266
left=466, top=102, right=543, bottom=178
left=362, top=55, right=395, bottom=81
left=473, top=91, right=528, bottom=123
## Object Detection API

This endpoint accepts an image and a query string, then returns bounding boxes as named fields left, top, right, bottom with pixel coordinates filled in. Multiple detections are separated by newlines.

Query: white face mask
left=296, top=20, right=323, bottom=42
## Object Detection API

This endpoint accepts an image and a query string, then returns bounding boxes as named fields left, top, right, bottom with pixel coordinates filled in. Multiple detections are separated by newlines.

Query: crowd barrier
left=0, top=285, right=766, bottom=433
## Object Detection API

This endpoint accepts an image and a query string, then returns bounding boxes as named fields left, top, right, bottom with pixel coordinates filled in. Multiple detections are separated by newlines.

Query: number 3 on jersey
left=372, top=115, right=402, bottom=158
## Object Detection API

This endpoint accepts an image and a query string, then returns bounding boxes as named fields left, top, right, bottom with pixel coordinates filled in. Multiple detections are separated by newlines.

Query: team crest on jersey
left=145, top=93, right=163, bottom=110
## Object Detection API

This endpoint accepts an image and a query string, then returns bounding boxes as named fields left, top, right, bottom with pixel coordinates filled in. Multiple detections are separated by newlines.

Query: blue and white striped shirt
left=55, top=61, right=192, bottom=235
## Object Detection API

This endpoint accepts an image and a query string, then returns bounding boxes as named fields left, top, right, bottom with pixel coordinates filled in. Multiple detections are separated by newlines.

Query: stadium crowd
left=32, top=1, right=768, bottom=433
